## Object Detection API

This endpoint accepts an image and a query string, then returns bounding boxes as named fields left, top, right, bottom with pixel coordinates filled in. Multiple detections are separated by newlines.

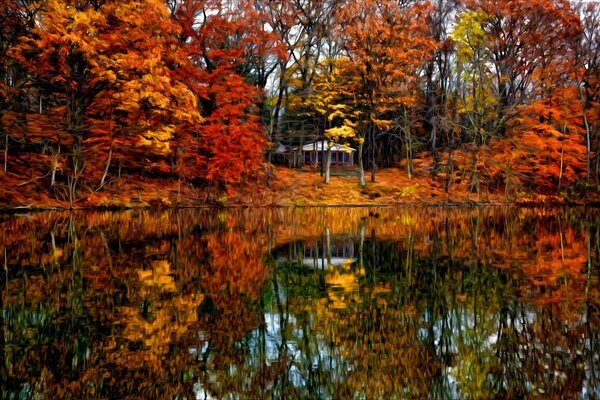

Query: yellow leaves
left=327, top=109, right=346, bottom=121
left=325, top=125, right=356, bottom=143
left=35, top=0, right=107, bottom=58
left=344, top=118, right=358, bottom=128
left=141, top=73, right=156, bottom=85
left=325, top=265, right=364, bottom=310
left=459, top=87, right=499, bottom=117
left=451, top=11, right=492, bottom=61
left=137, top=260, right=177, bottom=292
left=68, top=8, right=100, bottom=32
left=138, top=125, right=175, bottom=153
left=100, top=69, right=117, bottom=83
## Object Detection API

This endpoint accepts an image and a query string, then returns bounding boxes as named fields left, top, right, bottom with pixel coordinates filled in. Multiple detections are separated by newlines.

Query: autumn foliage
left=1, top=0, right=272, bottom=207
left=0, top=0, right=599, bottom=207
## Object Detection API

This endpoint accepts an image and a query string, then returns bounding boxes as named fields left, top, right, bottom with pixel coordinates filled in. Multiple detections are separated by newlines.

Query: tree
left=172, top=0, right=272, bottom=194
left=11, top=0, right=201, bottom=206
left=422, top=0, right=460, bottom=175
left=450, top=10, right=500, bottom=194
left=0, top=0, right=42, bottom=173
left=336, top=0, right=436, bottom=185
left=464, top=0, right=582, bottom=124
left=573, top=1, right=600, bottom=184
left=484, top=87, right=587, bottom=197
left=301, top=58, right=361, bottom=183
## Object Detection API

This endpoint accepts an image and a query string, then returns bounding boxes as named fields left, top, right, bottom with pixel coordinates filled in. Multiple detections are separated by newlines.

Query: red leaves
left=484, top=87, right=587, bottom=194
left=171, top=0, right=272, bottom=189
left=0, top=0, right=274, bottom=206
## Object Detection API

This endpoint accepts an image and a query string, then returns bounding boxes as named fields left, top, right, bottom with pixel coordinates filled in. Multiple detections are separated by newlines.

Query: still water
left=1, top=207, right=599, bottom=399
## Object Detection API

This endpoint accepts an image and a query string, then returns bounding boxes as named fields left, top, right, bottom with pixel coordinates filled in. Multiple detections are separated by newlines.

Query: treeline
left=0, top=0, right=599, bottom=206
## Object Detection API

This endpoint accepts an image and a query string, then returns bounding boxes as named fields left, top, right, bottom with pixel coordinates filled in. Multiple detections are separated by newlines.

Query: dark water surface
left=1, top=207, right=599, bottom=399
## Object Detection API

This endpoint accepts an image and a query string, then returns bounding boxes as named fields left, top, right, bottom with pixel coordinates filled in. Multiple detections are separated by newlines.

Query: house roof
left=274, top=142, right=288, bottom=154
left=295, top=140, right=356, bottom=153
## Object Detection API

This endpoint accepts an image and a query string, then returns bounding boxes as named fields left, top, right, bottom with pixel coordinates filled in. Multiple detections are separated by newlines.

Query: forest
left=1, top=0, right=599, bottom=208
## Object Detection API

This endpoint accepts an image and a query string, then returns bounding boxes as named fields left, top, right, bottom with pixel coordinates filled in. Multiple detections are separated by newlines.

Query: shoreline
left=0, top=200, right=597, bottom=213
left=2, top=167, right=598, bottom=212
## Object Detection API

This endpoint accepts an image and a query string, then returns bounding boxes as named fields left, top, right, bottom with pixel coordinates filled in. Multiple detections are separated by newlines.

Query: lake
left=1, top=207, right=599, bottom=399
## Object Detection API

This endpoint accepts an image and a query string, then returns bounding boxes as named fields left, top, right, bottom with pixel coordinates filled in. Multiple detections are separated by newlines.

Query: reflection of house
left=276, top=237, right=357, bottom=269
left=291, top=140, right=356, bottom=168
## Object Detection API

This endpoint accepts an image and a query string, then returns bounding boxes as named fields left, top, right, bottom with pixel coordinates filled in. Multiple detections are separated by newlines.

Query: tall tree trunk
left=98, top=140, right=113, bottom=190
left=325, top=147, right=331, bottom=184
left=358, top=140, right=366, bottom=187
left=579, top=85, right=592, bottom=185
left=99, top=105, right=115, bottom=190
left=272, top=59, right=287, bottom=136
left=3, top=130, right=7, bottom=173
left=370, top=124, right=376, bottom=182
left=298, top=130, right=305, bottom=167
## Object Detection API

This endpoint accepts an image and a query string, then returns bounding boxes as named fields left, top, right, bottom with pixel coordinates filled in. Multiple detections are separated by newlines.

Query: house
left=292, top=140, right=356, bottom=168
left=272, top=142, right=292, bottom=165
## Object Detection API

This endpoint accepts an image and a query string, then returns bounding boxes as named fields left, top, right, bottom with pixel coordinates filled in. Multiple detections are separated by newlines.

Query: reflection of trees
left=264, top=208, right=600, bottom=399
left=1, top=210, right=270, bottom=398
left=1, top=207, right=600, bottom=398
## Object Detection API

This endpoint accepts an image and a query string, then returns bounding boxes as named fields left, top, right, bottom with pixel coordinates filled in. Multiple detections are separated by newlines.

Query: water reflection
left=278, top=235, right=357, bottom=269
left=0, top=207, right=599, bottom=399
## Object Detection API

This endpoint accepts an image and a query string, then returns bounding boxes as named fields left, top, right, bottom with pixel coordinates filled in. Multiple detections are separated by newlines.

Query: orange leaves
left=2, top=0, right=273, bottom=206
left=482, top=87, right=587, bottom=195
left=337, top=0, right=435, bottom=95
left=5, top=0, right=203, bottom=199
left=334, top=0, right=436, bottom=170
left=169, top=0, right=272, bottom=189
left=195, top=66, right=267, bottom=187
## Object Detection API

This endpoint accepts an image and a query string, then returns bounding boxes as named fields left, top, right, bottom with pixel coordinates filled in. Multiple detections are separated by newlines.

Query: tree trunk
left=370, top=124, right=376, bottom=182
left=272, top=59, right=287, bottom=137
left=325, top=227, right=331, bottom=268
left=579, top=85, right=592, bottom=185
left=51, top=145, right=61, bottom=187
left=98, top=140, right=113, bottom=190
left=325, top=147, right=331, bottom=184
left=99, top=107, right=115, bottom=190
left=3, top=132, right=7, bottom=173
left=358, top=140, right=366, bottom=187
left=298, top=132, right=305, bottom=167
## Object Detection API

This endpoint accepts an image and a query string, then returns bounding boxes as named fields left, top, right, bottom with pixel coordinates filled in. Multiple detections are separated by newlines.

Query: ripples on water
left=0, top=207, right=599, bottom=399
